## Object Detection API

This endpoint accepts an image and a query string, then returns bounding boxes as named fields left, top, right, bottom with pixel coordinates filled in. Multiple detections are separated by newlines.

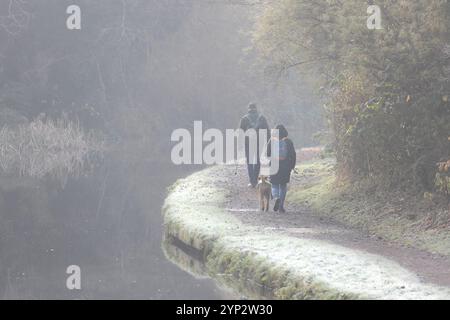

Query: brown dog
left=257, top=176, right=271, bottom=212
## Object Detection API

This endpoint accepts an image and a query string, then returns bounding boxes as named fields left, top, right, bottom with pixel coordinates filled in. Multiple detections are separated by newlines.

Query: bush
left=252, top=0, right=450, bottom=191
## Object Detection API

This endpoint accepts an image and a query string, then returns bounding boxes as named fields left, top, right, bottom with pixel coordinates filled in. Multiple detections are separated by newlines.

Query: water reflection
left=0, top=151, right=223, bottom=299
left=162, top=235, right=273, bottom=300
left=0, top=117, right=104, bottom=186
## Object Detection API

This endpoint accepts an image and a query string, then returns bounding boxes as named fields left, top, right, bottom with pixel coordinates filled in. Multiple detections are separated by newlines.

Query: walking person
left=266, top=125, right=296, bottom=213
left=239, top=103, right=270, bottom=188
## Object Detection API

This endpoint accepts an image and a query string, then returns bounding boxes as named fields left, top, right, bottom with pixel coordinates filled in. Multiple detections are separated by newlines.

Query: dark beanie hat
left=275, top=124, right=288, bottom=139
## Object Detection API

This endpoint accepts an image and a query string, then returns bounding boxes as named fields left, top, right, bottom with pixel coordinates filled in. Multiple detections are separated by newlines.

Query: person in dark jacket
left=266, top=125, right=296, bottom=213
left=239, top=103, right=270, bottom=188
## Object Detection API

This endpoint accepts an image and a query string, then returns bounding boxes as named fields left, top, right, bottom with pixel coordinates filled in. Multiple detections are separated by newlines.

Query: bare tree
left=0, top=0, right=31, bottom=36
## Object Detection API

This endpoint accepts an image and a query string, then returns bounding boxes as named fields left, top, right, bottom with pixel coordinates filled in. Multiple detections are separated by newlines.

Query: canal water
left=0, top=153, right=227, bottom=299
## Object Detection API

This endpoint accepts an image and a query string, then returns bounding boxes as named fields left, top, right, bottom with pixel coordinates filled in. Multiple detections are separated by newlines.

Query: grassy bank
left=289, top=158, right=450, bottom=257
left=162, top=165, right=450, bottom=299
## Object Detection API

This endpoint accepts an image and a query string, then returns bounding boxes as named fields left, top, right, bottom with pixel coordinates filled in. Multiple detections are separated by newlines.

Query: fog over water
left=0, top=0, right=322, bottom=299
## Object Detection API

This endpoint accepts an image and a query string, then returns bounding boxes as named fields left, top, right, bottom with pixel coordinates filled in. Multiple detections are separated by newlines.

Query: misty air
left=0, top=0, right=449, bottom=305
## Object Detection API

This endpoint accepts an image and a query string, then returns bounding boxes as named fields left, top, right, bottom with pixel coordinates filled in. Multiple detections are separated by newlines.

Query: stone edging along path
left=162, top=165, right=450, bottom=300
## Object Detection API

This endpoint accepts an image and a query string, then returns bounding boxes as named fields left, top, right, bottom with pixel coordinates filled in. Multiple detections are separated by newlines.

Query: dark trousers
left=245, top=137, right=262, bottom=187
left=247, top=163, right=261, bottom=187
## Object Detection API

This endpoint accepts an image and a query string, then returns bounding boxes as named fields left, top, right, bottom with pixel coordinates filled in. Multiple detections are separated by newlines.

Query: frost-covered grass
left=289, top=159, right=450, bottom=257
left=163, top=165, right=450, bottom=300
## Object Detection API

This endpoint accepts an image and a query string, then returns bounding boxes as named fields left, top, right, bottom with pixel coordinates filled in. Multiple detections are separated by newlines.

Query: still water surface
left=0, top=153, right=226, bottom=299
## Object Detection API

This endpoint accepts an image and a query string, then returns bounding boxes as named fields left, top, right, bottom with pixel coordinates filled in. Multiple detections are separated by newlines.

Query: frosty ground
left=163, top=154, right=450, bottom=300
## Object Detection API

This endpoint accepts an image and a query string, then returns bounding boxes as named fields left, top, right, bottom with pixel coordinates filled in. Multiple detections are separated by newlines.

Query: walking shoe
left=279, top=206, right=286, bottom=213
left=273, top=198, right=280, bottom=212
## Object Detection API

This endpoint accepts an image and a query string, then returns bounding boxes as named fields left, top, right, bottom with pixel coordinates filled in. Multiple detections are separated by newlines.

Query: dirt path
left=224, top=164, right=450, bottom=289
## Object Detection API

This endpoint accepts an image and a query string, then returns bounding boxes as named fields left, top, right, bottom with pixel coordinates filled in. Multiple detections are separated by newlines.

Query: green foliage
left=253, top=0, right=450, bottom=190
